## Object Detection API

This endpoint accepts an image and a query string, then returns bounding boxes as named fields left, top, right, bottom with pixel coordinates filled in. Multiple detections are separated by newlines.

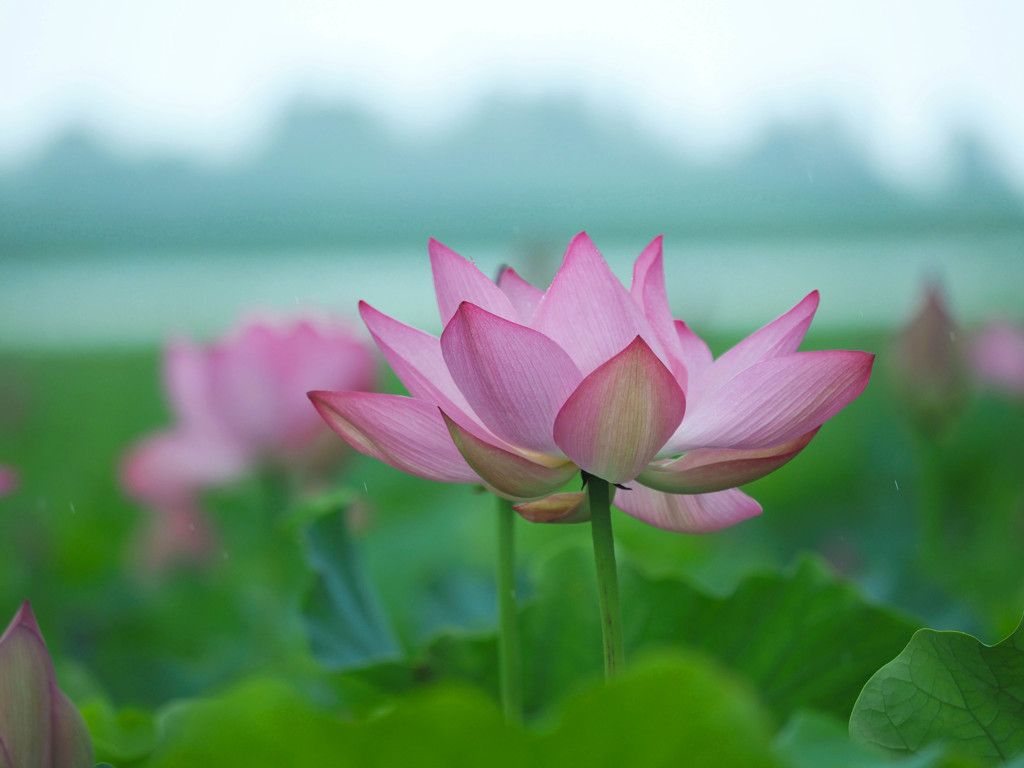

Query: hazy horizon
left=4, top=0, right=1024, bottom=189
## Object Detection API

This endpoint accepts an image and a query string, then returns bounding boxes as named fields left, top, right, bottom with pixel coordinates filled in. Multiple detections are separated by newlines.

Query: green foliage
left=79, top=699, right=156, bottom=767
left=124, top=653, right=778, bottom=767
left=302, top=505, right=402, bottom=670
left=536, top=652, right=778, bottom=768
left=775, top=711, right=995, bottom=768
left=850, top=618, right=1024, bottom=763
left=361, top=548, right=917, bottom=723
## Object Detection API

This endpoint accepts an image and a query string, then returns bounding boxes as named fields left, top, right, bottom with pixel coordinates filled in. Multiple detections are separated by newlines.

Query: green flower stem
left=496, top=496, right=522, bottom=723
left=587, top=476, right=625, bottom=679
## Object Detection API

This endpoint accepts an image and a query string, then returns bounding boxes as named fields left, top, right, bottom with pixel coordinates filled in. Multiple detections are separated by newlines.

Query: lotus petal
left=670, top=350, right=874, bottom=451
left=441, top=302, right=583, bottom=453
left=514, top=492, right=590, bottom=523
left=429, top=238, right=517, bottom=325
left=640, top=429, right=818, bottom=493
left=309, top=391, right=479, bottom=483
left=498, top=267, right=545, bottom=324
left=0, top=606, right=55, bottom=768
left=554, top=337, right=685, bottom=484
left=532, top=232, right=666, bottom=374
left=613, top=485, right=762, bottom=533
left=442, top=412, right=578, bottom=500
left=695, top=291, right=819, bottom=398
left=360, top=301, right=484, bottom=431
left=51, top=688, right=94, bottom=768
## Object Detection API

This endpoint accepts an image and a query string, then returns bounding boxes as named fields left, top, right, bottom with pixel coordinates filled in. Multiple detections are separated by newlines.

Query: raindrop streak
left=894, top=480, right=900, bottom=491
left=69, top=503, right=76, bottom=514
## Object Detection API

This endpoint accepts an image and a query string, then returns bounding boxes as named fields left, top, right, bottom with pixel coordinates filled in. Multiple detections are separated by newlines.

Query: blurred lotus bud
left=0, top=602, right=94, bottom=768
left=120, top=315, right=378, bottom=567
left=0, top=465, right=17, bottom=499
left=968, top=321, right=1024, bottom=397
left=891, top=284, right=966, bottom=438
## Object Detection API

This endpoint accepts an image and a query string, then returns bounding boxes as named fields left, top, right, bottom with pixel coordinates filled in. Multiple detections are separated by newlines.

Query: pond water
left=1, top=231, right=1022, bottom=347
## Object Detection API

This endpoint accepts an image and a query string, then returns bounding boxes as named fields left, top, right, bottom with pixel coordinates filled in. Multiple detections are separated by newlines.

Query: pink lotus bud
left=968, top=321, right=1024, bottom=397
left=0, top=602, right=94, bottom=768
left=891, top=284, right=966, bottom=438
left=0, top=466, right=17, bottom=499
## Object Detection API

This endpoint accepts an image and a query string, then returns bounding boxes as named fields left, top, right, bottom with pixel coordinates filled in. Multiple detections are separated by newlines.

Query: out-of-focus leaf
left=144, top=678, right=354, bottom=767
left=343, top=684, right=527, bottom=768
left=357, top=549, right=917, bottom=722
left=621, top=553, right=919, bottom=721
left=302, top=507, right=402, bottom=670
left=519, top=549, right=917, bottom=719
left=141, top=655, right=779, bottom=766
left=79, top=699, right=156, bottom=767
left=850, top=616, right=1024, bottom=763
left=416, top=569, right=496, bottom=640
left=775, top=710, right=986, bottom=768
left=537, top=651, right=778, bottom=768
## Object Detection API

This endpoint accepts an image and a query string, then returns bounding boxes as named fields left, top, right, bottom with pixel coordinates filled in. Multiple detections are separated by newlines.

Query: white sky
left=2, top=0, right=1023, bottom=186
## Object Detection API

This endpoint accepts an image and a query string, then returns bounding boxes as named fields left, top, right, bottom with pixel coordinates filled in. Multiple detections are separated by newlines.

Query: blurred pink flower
left=311, top=233, right=873, bottom=533
left=0, top=465, right=17, bottom=499
left=968, top=321, right=1024, bottom=397
left=0, top=602, right=94, bottom=768
left=890, top=283, right=966, bottom=437
left=122, top=316, right=377, bottom=564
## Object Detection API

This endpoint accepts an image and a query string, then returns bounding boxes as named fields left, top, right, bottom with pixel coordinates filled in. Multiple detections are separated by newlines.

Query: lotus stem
left=497, top=496, right=522, bottom=722
left=586, top=475, right=625, bottom=679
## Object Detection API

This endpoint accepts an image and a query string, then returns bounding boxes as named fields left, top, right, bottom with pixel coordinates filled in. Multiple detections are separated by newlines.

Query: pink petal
left=309, top=391, right=479, bottom=483
left=671, top=350, right=874, bottom=451
left=0, top=466, right=17, bottom=499
left=121, top=428, right=250, bottom=504
left=531, top=232, right=666, bottom=375
left=612, top=485, right=762, bottom=533
left=359, top=301, right=485, bottom=431
left=0, top=607, right=56, bottom=768
left=442, top=412, right=578, bottom=500
left=208, top=319, right=378, bottom=453
left=164, top=338, right=218, bottom=428
left=694, top=291, right=820, bottom=399
left=675, top=320, right=714, bottom=388
left=514, top=492, right=590, bottom=523
left=265, top=319, right=378, bottom=449
left=553, top=337, right=686, bottom=484
left=639, top=429, right=818, bottom=494
left=429, top=238, right=517, bottom=325
left=51, top=687, right=95, bottom=768
left=630, top=236, right=688, bottom=383
left=498, top=267, right=545, bottom=324
left=969, top=321, right=1024, bottom=396
left=440, top=302, right=583, bottom=453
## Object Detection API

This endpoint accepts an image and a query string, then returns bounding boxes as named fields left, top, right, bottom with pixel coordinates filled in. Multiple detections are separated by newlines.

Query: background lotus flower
left=0, top=466, right=17, bottom=499
left=121, top=315, right=378, bottom=564
left=968, top=320, right=1024, bottom=398
left=0, top=602, right=93, bottom=768
left=890, top=283, right=967, bottom=438
left=311, top=233, right=873, bottom=533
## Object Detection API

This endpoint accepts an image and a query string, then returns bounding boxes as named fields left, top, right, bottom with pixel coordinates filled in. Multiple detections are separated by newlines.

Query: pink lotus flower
left=0, top=602, right=94, bottom=768
left=0, top=465, right=17, bottom=499
left=968, top=320, right=1024, bottom=397
left=310, top=233, right=873, bottom=532
left=122, top=316, right=377, bottom=563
